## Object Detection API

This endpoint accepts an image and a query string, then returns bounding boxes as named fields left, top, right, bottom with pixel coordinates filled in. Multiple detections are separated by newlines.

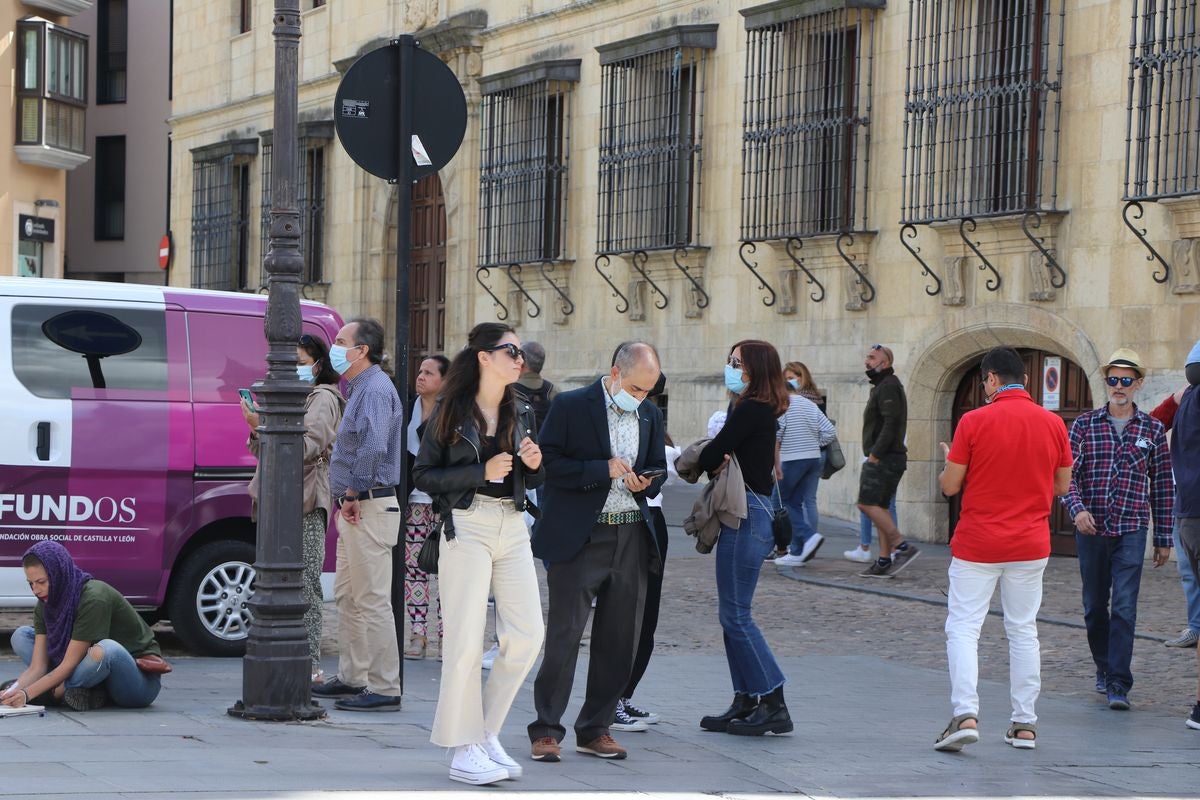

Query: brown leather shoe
left=576, top=734, right=627, bottom=759
left=530, top=736, right=561, bottom=762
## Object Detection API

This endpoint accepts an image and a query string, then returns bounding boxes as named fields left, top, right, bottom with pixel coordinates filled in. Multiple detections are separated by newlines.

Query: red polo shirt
left=948, top=389, right=1073, bottom=563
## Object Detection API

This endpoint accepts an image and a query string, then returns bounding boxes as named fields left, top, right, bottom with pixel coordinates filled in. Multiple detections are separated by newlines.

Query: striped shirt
left=1062, top=404, right=1174, bottom=547
left=329, top=364, right=404, bottom=498
left=777, top=394, right=837, bottom=461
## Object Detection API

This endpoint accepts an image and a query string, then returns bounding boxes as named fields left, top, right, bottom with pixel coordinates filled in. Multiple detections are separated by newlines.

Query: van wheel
left=168, top=540, right=257, bottom=657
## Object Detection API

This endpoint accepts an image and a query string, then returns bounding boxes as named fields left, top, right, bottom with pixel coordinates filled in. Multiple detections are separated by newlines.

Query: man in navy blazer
left=527, top=342, right=666, bottom=762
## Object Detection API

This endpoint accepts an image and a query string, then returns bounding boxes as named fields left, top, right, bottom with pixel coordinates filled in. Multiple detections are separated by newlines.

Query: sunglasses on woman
left=484, top=343, right=526, bottom=362
left=1105, top=376, right=1137, bottom=387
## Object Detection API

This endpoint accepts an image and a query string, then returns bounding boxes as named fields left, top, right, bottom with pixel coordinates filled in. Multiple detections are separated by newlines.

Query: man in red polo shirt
left=932, top=347, right=1073, bottom=753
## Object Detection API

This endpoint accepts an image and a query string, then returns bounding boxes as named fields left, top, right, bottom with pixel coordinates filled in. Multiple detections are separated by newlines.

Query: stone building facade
left=169, top=0, right=1199, bottom=543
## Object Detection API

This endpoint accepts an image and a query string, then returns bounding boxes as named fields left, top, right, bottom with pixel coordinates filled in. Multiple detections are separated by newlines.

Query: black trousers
left=623, top=506, right=668, bottom=699
left=529, top=520, right=649, bottom=743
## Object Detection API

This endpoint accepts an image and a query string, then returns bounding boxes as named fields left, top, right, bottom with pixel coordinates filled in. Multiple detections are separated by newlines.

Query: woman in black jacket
left=413, top=322, right=545, bottom=786
left=697, top=339, right=794, bottom=736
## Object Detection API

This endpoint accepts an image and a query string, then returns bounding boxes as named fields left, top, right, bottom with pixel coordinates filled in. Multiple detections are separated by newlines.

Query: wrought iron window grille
left=1120, top=1, right=1200, bottom=285
left=739, top=2, right=878, bottom=307
left=899, top=0, right=1066, bottom=295
left=259, top=124, right=332, bottom=290
left=595, top=26, right=716, bottom=315
left=477, top=62, right=578, bottom=320
left=190, top=139, right=257, bottom=292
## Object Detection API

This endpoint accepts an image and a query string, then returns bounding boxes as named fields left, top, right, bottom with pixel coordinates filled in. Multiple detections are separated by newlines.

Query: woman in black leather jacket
left=412, top=322, right=546, bottom=786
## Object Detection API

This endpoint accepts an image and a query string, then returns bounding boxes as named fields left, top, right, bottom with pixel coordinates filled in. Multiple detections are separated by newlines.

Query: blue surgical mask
left=787, top=378, right=800, bottom=390
left=724, top=364, right=748, bottom=394
left=297, top=364, right=316, bottom=384
left=611, top=378, right=643, bottom=412
left=329, top=345, right=352, bottom=375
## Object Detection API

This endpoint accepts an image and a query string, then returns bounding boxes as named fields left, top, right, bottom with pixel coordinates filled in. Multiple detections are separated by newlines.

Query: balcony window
left=15, top=17, right=89, bottom=169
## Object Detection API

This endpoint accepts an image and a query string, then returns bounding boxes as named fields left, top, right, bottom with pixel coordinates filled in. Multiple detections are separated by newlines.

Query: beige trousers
left=333, top=496, right=402, bottom=695
left=431, top=496, right=544, bottom=747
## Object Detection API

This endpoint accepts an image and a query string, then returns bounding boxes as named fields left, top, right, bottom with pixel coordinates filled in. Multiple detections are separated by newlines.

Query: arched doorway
left=948, top=348, right=1093, bottom=556
left=385, top=174, right=447, bottom=383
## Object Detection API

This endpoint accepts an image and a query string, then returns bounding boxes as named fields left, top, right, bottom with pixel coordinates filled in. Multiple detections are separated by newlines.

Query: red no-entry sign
left=158, top=233, right=172, bottom=270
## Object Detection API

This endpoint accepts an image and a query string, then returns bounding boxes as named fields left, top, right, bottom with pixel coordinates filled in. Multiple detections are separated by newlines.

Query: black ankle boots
left=726, top=686, right=793, bottom=736
left=699, top=692, right=756, bottom=732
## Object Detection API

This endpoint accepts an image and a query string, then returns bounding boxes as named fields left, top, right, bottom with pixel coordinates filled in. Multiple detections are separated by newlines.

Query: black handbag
left=416, top=519, right=442, bottom=575
left=821, top=438, right=846, bottom=479
left=753, top=485, right=791, bottom=552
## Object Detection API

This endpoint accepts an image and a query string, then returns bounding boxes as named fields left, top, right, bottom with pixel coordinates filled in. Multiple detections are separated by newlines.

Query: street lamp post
left=229, top=0, right=324, bottom=722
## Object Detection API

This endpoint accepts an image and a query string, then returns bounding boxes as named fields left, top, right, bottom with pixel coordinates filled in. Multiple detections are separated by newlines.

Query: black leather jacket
left=412, top=399, right=544, bottom=539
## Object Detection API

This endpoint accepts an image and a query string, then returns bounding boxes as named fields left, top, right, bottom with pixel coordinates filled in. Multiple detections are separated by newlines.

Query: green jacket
left=862, top=370, right=908, bottom=458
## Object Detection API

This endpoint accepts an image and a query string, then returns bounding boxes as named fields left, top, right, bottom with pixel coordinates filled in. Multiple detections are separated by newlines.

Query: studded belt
left=596, top=510, right=644, bottom=526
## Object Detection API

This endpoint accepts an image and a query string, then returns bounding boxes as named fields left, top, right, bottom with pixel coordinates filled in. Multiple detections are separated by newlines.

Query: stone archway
left=899, top=303, right=1102, bottom=542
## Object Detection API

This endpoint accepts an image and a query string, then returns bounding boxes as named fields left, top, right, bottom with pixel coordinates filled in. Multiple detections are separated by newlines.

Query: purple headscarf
left=25, top=541, right=92, bottom=664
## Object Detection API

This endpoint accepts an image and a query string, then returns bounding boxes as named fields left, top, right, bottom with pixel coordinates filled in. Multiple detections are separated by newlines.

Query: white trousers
left=945, top=556, right=1047, bottom=724
left=431, top=497, right=544, bottom=747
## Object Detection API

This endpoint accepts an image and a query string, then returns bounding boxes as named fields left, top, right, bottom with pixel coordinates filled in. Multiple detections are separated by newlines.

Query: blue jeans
left=1176, top=529, right=1200, bottom=634
left=715, top=491, right=786, bottom=697
left=780, top=457, right=823, bottom=555
left=859, top=497, right=897, bottom=548
left=1075, top=530, right=1147, bottom=693
left=11, top=626, right=161, bottom=708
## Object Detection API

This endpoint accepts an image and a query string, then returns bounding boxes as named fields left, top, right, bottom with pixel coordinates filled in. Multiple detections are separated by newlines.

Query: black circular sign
left=334, top=43, right=468, bottom=181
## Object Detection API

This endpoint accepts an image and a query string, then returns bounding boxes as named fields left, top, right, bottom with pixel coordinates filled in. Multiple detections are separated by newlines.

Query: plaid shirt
left=1062, top=404, right=1174, bottom=547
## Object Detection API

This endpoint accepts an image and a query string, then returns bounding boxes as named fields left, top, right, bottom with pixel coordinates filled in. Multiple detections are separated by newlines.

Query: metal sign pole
left=391, top=35, right=417, bottom=693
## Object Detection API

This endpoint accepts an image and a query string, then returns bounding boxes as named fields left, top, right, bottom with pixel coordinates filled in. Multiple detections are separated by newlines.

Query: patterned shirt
left=601, top=379, right=641, bottom=514
left=1062, top=404, right=1174, bottom=547
left=329, top=364, right=404, bottom=498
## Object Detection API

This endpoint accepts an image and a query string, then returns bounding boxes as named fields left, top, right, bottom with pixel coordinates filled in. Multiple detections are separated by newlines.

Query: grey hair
left=523, top=341, right=547, bottom=374
left=612, top=341, right=659, bottom=376
left=348, top=317, right=385, bottom=365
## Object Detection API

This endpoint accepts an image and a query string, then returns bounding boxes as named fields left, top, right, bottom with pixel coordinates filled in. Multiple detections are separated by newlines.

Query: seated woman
left=1, top=541, right=166, bottom=712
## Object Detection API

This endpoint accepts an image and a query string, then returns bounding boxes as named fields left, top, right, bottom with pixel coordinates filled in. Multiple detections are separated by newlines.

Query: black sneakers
left=860, top=558, right=894, bottom=578
left=1187, top=703, right=1200, bottom=730
left=311, top=677, right=366, bottom=697
left=890, top=544, right=921, bottom=574
left=63, top=686, right=108, bottom=711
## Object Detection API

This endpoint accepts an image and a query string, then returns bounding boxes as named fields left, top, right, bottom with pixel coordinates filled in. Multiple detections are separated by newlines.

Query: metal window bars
left=899, top=0, right=1066, bottom=294
left=477, top=79, right=571, bottom=267
left=1121, top=0, right=1200, bottom=284
left=592, top=38, right=713, bottom=314
left=191, top=155, right=239, bottom=291
left=739, top=3, right=878, bottom=305
left=260, top=139, right=328, bottom=288
left=476, top=76, right=573, bottom=318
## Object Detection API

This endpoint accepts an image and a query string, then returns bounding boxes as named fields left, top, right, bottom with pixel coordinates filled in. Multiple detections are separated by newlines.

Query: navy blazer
left=531, top=378, right=667, bottom=564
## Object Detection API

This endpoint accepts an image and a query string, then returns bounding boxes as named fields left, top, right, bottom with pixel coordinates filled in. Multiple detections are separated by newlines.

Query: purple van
left=0, top=278, right=343, bottom=655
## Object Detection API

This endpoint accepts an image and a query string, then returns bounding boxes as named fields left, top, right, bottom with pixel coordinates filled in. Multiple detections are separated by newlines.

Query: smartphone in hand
left=637, top=468, right=666, bottom=479
left=238, top=388, right=260, bottom=411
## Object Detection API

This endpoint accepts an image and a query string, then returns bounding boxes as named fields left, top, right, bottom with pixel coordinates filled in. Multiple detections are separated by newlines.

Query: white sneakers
left=481, top=643, right=499, bottom=671
left=797, top=532, right=825, bottom=561
left=843, top=546, right=873, bottom=563
left=449, top=742, right=511, bottom=786
left=484, top=734, right=522, bottom=778
left=775, top=533, right=825, bottom=567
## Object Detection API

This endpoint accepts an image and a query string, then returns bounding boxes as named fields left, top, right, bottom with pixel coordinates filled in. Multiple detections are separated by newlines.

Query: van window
left=12, top=304, right=168, bottom=398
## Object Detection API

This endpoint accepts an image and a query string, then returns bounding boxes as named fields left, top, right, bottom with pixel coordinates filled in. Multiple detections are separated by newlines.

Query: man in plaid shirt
left=1063, top=348, right=1174, bottom=712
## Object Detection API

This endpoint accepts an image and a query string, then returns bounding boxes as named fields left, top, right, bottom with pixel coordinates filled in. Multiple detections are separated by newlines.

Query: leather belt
left=596, top=510, right=643, bottom=526
left=338, top=486, right=396, bottom=505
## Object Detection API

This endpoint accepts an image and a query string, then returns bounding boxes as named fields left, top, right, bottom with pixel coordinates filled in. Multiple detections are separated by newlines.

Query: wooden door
left=948, top=349, right=1092, bottom=556
left=408, top=174, right=446, bottom=384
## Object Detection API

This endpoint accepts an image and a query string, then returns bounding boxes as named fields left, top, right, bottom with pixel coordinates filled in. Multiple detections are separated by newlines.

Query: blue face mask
left=724, top=364, right=748, bottom=394
left=329, top=345, right=352, bottom=375
left=787, top=378, right=799, bottom=390
left=611, top=378, right=643, bottom=412
left=297, top=364, right=316, bottom=384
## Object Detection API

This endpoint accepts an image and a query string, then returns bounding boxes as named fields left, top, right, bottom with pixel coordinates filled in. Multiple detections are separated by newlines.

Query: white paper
left=411, top=135, right=433, bottom=167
